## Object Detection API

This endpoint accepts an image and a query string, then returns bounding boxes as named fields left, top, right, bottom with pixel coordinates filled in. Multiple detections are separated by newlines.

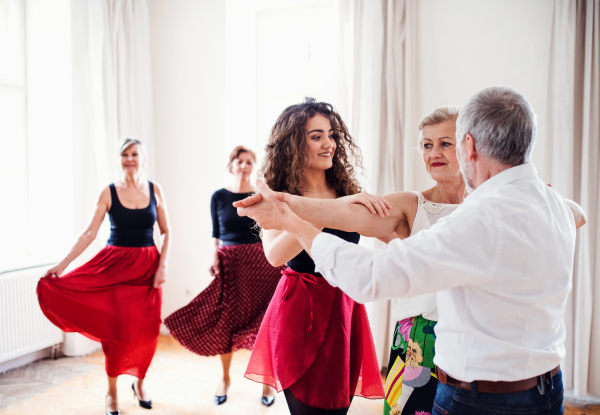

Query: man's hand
left=236, top=179, right=296, bottom=230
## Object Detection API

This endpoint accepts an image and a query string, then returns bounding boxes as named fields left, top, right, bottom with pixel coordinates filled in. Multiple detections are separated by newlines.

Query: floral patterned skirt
left=383, top=316, right=438, bottom=415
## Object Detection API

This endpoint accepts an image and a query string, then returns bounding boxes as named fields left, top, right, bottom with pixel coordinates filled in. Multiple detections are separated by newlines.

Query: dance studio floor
left=0, top=335, right=382, bottom=415
left=0, top=335, right=598, bottom=415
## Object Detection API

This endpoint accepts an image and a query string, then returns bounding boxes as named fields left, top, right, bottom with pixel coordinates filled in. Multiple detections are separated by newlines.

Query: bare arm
left=262, top=227, right=320, bottom=267
left=153, top=183, right=171, bottom=288
left=43, top=187, right=111, bottom=277
left=236, top=191, right=413, bottom=239
left=564, top=198, right=586, bottom=229
left=209, top=237, right=221, bottom=276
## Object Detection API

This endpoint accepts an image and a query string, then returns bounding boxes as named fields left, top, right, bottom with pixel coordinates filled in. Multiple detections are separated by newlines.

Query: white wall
left=148, top=0, right=227, bottom=321
left=26, top=0, right=75, bottom=261
left=415, top=0, right=554, bottom=190
left=147, top=0, right=557, bottom=323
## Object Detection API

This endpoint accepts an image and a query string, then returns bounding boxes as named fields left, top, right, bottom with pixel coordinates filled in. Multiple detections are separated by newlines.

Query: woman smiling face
left=304, top=113, right=336, bottom=172
left=421, top=119, right=460, bottom=183
left=120, top=143, right=144, bottom=175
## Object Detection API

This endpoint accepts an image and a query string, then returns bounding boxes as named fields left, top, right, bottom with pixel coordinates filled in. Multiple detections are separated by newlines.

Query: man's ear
left=465, top=134, right=477, bottom=162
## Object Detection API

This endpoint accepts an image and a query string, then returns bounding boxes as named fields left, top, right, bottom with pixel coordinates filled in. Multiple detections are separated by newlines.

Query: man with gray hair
left=236, top=87, right=579, bottom=414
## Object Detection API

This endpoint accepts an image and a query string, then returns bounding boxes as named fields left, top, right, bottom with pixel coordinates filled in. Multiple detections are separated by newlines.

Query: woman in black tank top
left=241, top=99, right=384, bottom=415
left=37, top=139, right=171, bottom=415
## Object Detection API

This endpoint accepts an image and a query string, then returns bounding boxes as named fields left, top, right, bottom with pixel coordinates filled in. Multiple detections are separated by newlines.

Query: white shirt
left=313, top=163, right=576, bottom=382
left=391, top=191, right=458, bottom=322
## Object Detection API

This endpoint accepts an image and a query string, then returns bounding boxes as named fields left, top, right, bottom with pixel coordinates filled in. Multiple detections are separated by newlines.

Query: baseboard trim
left=0, top=347, right=52, bottom=374
left=563, top=389, right=600, bottom=407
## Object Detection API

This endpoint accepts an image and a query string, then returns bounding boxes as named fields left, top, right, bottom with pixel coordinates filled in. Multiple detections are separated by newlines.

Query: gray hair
left=417, top=106, right=460, bottom=150
left=455, top=87, right=537, bottom=166
left=119, top=138, right=145, bottom=157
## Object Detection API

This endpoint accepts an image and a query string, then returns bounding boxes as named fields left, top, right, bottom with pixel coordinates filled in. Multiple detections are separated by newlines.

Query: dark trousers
left=432, top=370, right=564, bottom=415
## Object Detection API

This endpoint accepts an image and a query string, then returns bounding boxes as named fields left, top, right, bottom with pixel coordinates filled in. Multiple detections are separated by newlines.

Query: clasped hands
left=233, top=179, right=392, bottom=231
left=233, top=179, right=294, bottom=230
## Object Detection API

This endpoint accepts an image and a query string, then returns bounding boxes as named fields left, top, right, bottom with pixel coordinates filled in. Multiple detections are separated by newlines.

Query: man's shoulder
left=474, top=177, right=567, bottom=221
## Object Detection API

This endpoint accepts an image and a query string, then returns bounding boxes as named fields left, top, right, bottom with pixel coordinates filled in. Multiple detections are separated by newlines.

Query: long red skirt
left=164, top=242, right=284, bottom=355
left=245, top=268, right=385, bottom=409
left=37, top=245, right=161, bottom=379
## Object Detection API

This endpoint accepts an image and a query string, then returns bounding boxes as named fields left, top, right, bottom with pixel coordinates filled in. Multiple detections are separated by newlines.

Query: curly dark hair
left=261, top=98, right=363, bottom=197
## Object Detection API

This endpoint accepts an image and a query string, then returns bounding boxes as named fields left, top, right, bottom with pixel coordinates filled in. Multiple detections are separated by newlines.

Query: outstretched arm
left=564, top=199, right=586, bottom=229
left=42, top=187, right=111, bottom=278
left=234, top=183, right=414, bottom=239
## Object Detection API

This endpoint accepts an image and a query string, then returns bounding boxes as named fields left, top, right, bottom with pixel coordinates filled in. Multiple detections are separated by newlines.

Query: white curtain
left=66, top=0, right=155, bottom=356
left=547, top=0, right=600, bottom=397
left=337, top=0, right=418, bottom=368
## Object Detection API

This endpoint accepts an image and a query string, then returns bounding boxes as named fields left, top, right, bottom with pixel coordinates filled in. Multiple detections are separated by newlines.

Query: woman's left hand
left=153, top=267, right=167, bottom=289
left=340, top=192, right=392, bottom=217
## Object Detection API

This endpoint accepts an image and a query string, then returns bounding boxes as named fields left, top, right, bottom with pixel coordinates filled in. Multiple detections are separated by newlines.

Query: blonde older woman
left=234, top=105, right=586, bottom=415
left=37, top=138, right=171, bottom=415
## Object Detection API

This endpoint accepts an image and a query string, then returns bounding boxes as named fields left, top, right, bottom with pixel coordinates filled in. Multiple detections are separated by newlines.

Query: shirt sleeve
left=211, top=192, right=220, bottom=239
left=312, top=204, right=498, bottom=304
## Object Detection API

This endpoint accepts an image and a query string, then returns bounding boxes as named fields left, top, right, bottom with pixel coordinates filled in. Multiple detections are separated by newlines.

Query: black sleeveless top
left=107, top=182, right=157, bottom=247
left=287, top=228, right=360, bottom=276
left=211, top=188, right=260, bottom=246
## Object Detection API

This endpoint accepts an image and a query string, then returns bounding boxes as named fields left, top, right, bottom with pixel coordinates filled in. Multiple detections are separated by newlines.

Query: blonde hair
left=119, top=138, right=145, bottom=156
left=417, top=106, right=460, bottom=150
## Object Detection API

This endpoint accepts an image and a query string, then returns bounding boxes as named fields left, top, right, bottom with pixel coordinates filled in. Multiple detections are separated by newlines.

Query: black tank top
left=107, top=182, right=157, bottom=247
left=287, top=228, right=360, bottom=275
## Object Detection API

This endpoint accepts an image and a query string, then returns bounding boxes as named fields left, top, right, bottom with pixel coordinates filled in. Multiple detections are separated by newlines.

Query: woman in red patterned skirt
left=164, top=146, right=285, bottom=406
left=37, top=138, right=171, bottom=415
left=240, top=99, right=385, bottom=415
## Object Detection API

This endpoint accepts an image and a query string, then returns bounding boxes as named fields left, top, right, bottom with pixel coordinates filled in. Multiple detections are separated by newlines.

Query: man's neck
left=474, top=159, right=514, bottom=189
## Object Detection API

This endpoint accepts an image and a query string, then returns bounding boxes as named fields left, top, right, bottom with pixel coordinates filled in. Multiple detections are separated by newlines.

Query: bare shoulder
left=384, top=191, right=418, bottom=213
left=99, top=185, right=112, bottom=202
left=152, top=181, right=164, bottom=195
left=98, top=185, right=112, bottom=210
left=152, top=181, right=166, bottom=204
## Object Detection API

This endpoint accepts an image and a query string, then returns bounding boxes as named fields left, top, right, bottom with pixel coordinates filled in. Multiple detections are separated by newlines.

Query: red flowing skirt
left=37, top=245, right=161, bottom=379
left=164, top=242, right=284, bottom=355
left=245, top=268, right=385, bottom=409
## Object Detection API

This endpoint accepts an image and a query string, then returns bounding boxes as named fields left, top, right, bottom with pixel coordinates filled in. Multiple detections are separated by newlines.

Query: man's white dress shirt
left=312, top=163, right=576, bottom=382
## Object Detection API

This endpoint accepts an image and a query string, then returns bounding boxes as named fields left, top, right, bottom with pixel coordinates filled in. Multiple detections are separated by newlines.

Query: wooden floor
left=0, top=336, right=382, bottom=415
left=0, top=335, right=598, bottom=415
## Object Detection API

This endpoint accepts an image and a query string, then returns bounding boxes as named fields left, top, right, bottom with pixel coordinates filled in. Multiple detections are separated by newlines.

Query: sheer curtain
left=546, top=0, right=600, bottom=397
left=66, top=0, right=155, bottom=356
left=337, top=0, right=418, bottom=368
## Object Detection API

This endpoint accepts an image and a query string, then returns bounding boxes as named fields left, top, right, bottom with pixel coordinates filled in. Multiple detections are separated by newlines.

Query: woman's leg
left=106, top=376, right=119, bottom=412
left=134, top=377, right=150, bottom=401
left=216, top=352, right=233, bottom=395
left=283, top=389, right=351, bottom=415
left=263, top=384, right=275, bottom=397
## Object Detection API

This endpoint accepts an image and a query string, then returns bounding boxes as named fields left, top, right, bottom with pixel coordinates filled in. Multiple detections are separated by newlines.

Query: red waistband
left=281, top=268, right=321, bottom=332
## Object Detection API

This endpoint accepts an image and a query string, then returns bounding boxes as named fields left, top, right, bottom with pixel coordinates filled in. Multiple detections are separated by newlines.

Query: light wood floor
left=0, top=336, right=382, bottom=415
left=0, top=335, right=598, bottom=415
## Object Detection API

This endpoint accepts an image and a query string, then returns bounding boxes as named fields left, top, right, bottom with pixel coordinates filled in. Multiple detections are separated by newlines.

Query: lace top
left=391, top=191, right=459, bottom=322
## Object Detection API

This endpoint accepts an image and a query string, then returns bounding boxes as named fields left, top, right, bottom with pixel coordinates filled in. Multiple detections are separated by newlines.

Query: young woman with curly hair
left=244, top=98, right=385, bottom=415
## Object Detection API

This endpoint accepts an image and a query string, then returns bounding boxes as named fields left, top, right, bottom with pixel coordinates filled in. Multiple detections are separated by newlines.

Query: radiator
left=0, top=266, right=63, bottom=364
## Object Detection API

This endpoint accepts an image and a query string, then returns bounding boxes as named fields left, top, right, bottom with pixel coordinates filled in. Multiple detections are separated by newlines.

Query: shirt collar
left=466, top=162, right=538, bottom=202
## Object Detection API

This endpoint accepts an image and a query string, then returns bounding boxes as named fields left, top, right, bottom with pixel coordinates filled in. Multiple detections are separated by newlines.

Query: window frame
left=0, top=0, right=32, bottom=272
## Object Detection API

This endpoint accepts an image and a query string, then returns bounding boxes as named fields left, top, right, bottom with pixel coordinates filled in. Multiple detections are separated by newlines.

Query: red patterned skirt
left=164, top=242, right=284, bottom=355
left=245, top=268, right=385, bottom=410
left=37, top=245, right=161, bottom=379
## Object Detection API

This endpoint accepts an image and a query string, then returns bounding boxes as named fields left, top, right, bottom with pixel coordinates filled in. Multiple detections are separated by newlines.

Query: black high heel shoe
left=132, top=383, right=153, bottom=409
left=215, top=381, right=230, bottom=405
left=261, top=395, right=275, bottom=407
